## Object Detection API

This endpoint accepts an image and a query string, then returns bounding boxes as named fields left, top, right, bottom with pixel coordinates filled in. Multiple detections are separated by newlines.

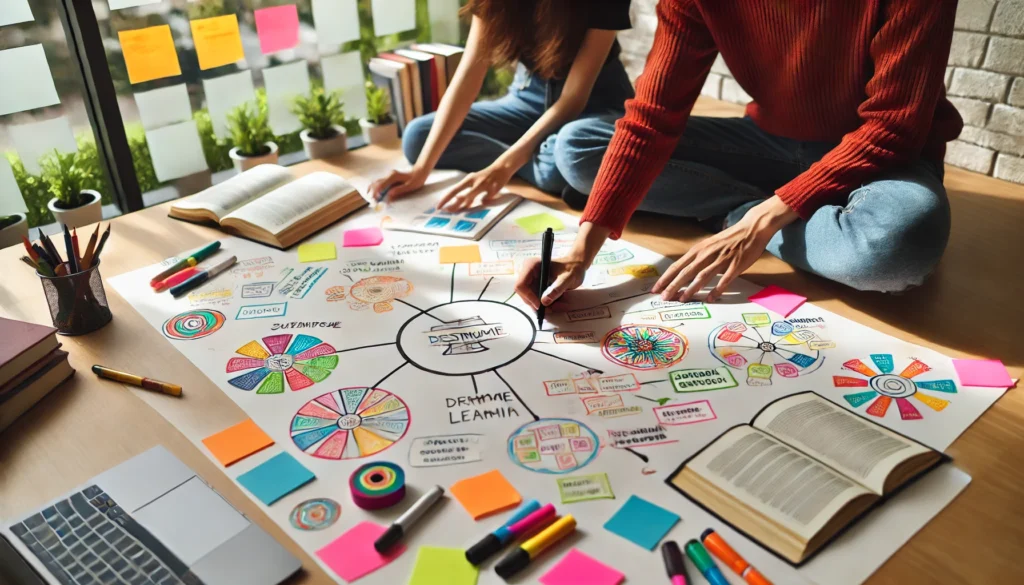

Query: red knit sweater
left=582, top=0, right=964, bottom=238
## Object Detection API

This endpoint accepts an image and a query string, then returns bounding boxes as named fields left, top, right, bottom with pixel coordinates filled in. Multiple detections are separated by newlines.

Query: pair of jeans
left=402, top=61, right=636, bottom=193
left=555, top=115, right=951, bottom=293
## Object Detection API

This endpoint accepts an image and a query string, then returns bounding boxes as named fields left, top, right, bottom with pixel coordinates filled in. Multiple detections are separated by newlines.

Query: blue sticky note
left=237, top=452, right=315, bottom=505
left=603, top=495, right=679, bottom=550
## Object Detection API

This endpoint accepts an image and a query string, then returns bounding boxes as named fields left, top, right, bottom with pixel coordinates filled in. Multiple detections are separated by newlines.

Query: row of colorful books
left=369, top=43, right=465, bottom=135
left=0, top=318, right=74, bottom=432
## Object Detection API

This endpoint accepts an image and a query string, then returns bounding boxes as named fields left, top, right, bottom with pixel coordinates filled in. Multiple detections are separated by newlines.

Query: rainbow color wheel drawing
left=290, top=387, right=410, bottom=460
left=709, top=320, right=827, bottom=386
left=601, top=325, right=688, bottom=370
left=226, top=334, right=338, bottom=394
left=834, top=355, right=957, bottom=421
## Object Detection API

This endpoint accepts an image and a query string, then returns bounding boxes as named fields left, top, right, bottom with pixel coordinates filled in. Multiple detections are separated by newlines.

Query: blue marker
left=464, top=499, right=541, bottom=565
left=685, top=539, right=730, bottom=585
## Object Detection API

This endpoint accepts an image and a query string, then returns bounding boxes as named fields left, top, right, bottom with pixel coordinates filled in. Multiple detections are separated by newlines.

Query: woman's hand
left=515, top=256, right=590, bottom=311
left=653, top=197, right=798, bottom=302
left=368, top=167, right=429, bottom=202
left=437, top=161, right=519, bottom=212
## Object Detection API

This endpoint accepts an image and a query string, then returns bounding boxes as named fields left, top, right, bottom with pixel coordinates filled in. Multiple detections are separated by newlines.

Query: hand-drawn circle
left=397, top=299, right=536, bottom=376
left=350, top=461, right=407, bottom=509
left=871, top=374, right=917, bottom=398
left=349, top=276, right=414, bottom=313
left=226, top=334, right=338, bottom=394
left=288, top=498, right=340, bottom=531
left=290, top=388, right=410, bottom=460
left=162, top=309, right=225, bottom=340
left=601, top=325, right=688, bottom=370
left=707, top=321, right=826, bottom=382
left=506, top=418, right=600, bottom=475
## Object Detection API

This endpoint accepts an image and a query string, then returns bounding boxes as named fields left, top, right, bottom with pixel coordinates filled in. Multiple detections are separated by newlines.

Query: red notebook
left=0, top=318, right=59, bottom=388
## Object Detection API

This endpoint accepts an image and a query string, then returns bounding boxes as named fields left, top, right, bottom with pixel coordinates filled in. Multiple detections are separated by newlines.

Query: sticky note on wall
left=190, top=15, right=244, bottom=71
left=263, top=61, right=310, bottom=135
left=371, top=0, right=416, bottom=36
left=312, top=0, right=360, bottom=45
left=255, top=5, right=300, bottom=54
left=119, top=25, right=182, bottom=84
left=321, top=51, right=368, bottom=119
left=202, top=70, right=256, bottom=140
left=134, top=84, right=193, bottom=131
left=146, top=120, right=209, bottom=182
left=0, top=0, right=34, bottom=27
left=9, top=116, right=78, bottom=175
left=0, top=45, right=60, bottom=116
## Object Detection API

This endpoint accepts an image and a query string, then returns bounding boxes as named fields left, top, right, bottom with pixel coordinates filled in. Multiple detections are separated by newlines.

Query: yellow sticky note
left=408, top=547, right=479, bottom=585
left=515, top=212, right=565, bottom=235
left=439, top=245, right=482, bottom=264
left=450, top=469, right=522, bottom=520
left=118, top=25, right=182, bottom=84
left=190, top=15, right=245, bottom=71
left=609, top=264, right=659, bottom=279
left=298, top=242, right=337, bottom=263
left=202, top=419, right=274, bottom=467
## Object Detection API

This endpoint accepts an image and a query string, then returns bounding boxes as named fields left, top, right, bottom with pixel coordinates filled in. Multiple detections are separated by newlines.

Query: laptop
left=1, top=446, right=301, bottom=585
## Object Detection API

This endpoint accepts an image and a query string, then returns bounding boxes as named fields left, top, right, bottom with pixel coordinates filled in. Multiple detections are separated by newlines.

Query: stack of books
left=0, top=318, right=74, bottom=432
left=370, top=43, right=465, bottom=135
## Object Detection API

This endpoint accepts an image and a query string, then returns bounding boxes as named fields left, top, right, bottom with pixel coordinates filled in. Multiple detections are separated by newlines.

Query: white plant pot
left=48, top=190, right=103, bottom=230
left=360, top=118, right=398, bottom=146
left=0, top=213, right=28, bottom=249
left=301, top=126, right=348, bottom=160
left=230, top=142, right=279, bottom=173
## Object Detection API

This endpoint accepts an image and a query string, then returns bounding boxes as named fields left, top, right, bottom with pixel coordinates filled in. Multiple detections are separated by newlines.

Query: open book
left=667, top=392, right=947, bottom=565
left=381, top=170, right=522, bottom=240
left=168, top=165, right=367, bottom=249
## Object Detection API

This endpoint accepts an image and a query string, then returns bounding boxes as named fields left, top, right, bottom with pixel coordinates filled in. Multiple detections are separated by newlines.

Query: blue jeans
left=555, top=115, right=951, bottom=293
left=402, top=62, right=635, bottom=193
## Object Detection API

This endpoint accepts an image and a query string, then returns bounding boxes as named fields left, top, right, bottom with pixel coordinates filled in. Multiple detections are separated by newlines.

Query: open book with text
left=667, top=392, right=948, bottom=565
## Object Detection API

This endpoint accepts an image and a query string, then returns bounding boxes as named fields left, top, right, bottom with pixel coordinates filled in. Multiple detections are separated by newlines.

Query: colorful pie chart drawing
left=834, top=355, right=957, bottom=421
left=709, top=320, right=827, bottom=386
left=226, top=334, right=338, bottom=394
left=162, top=310, right=225, bottom=340
left=601, top=325, right=688, bottom=370
left=290, top=387, right=411, bottom=460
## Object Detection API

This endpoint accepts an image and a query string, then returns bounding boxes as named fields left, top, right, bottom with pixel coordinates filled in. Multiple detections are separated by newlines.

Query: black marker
left=536, top=227, right=554, bottom=328
left=374, top=485, right=444, bottom=554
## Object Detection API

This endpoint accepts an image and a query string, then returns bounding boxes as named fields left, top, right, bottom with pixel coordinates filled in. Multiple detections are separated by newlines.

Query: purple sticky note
left=316, top=522, right=405, bottom=582
left=254, top=5, right=299, bottom=55
left=952, top=358, right=1013, bottom=388
left=748, top=284, right=806, bottom=317
left=540, top=549, right=624, bottom=585
left=343, top=227, right=384, bottom=247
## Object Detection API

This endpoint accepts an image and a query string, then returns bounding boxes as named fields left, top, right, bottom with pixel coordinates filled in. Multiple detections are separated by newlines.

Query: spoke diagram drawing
left=291, top=387, right=411, bottom=460
left=163, top=309, right=226, bottom=340
left=834, top=355, right=957, bottom=420
left=330, top=275, right=413, bottom=313
left=601, top=325, right=688, bottom=370
left=227, top=334, right=338, bottom=393
left=507, top=418, right=600, bottom=474
left=709, top=319, right=827, bottom=385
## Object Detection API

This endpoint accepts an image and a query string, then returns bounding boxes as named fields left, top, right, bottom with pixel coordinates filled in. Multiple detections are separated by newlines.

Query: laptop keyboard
left=9, top=485, right=204, bottom=585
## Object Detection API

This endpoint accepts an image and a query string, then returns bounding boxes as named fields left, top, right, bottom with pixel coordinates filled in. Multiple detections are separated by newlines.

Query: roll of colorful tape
left=350, top=462, right=406, bottom=510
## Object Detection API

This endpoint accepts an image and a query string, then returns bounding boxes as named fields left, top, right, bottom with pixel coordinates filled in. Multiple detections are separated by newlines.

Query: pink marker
left=153, top=266, right=200, bottom=291
left=506, top=503, right=557, bottom=539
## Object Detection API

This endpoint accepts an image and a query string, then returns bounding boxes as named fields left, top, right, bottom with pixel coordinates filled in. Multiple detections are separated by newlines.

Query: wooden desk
left=1, top=103, right=1022, bottom=584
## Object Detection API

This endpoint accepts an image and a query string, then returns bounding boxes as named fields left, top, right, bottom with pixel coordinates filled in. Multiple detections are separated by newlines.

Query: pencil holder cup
left=38, top=261, right=112, bottom=335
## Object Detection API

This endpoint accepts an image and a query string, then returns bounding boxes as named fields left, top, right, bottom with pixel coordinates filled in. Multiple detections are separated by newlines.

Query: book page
left=753, top=393, right=931, bottom=494
left=223, top=172, right=355, bottom=235
left=172, top=164, right=293, bottom=220
left=688, top=426, right=873, bottom=542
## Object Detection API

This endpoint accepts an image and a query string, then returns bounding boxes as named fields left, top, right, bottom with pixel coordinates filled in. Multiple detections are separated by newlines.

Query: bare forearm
left=498, top=99, right=585, bottom=170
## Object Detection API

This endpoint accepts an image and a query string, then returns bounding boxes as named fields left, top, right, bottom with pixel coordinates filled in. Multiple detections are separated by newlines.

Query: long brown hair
left=460, top=0, right=588, bottom=79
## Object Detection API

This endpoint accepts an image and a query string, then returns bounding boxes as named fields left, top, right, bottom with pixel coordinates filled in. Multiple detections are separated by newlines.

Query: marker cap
left=684, top=539, right=715, bottom=573
left=494, top=547, right=530, bottom=580
left=701, top=528, right=749, bottom=574
left=373, top=524, right=404, bottom=554
left=465, top=534, right=501, bottom=566
left=661, top=541, right=687, bottom=577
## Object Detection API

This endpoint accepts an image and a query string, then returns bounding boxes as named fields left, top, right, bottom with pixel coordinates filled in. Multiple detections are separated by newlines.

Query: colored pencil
left=38, top=229, right=62, bottom=266
left=81, top=224, right=100, bottom=269
left=93, top=224, right=111, bottom=263
left=62, top=224, right=78, bottom=274
left=72, top=228, right=81, bottom=265
left=21, top=236, right=39, bottom=263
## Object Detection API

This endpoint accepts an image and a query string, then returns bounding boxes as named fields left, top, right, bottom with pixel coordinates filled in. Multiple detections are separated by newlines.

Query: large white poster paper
left=371, top=0, right=416, bottom=37
left=263, top=61, right=311, bottom=135
left=0, top=45, right=60, bottom=116
left=146, top=120, right=208, bottom=182
left=9, top=116, right=78, bottom=175
left=321, top=51, right=367, bottom=120
left=203, top=71, right=256, bottom=140
left=134, top=84, right=193, bottom=131
left=312, top=0, right=360, bottom=46
left=0, top=0, right=34, bottom=26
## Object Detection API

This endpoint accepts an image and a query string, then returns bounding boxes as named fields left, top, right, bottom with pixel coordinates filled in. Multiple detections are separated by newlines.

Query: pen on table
left=685, top=539, right=729, bottom=585
left=536, top=227, right=554, bottom=328
left=92, top=365, right=182, bottom=397
left=93, top=224, right=111, bottom=262
left=373, top=485, right=445, bottom=554
left=702, top=529, right=773, bottom=585
left=19, top=256, right=40, bottom=271
left=62, top=224, right=78, bottom=274
left=150, top=241, right=221, bottom=286
left=662, top=541, right=689, bottom=585
left=81, top=224, right=100, bottom=269
left=374, top=186, right=390, bottom=212
left=494, top=514, right=576, bottom=580
left=465, top=500, right=546, bottom=565
left=72, top=228, right=81, bottom=265
left=169, top=256, right=237, bottom=298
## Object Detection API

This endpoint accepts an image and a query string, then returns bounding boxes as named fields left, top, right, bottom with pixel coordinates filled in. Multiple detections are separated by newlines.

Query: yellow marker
left=92, top=365, right=182, bottom=397
left=494, top=514, right=576, bottom=579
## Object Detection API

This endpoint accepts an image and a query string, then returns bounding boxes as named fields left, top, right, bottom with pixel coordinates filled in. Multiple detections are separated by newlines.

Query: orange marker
left=701, top=529, right=773, bottom=585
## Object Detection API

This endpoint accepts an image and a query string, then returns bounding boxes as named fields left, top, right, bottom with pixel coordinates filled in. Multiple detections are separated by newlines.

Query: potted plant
left=360, top=81, right=398, bottom=145
left=41, top=150, right=102, bottom=229
left=293, top=87, right=348, bottom=160
left=0, top=213, right=28, bottom=249
left=226, top=101, right=279, bottom=173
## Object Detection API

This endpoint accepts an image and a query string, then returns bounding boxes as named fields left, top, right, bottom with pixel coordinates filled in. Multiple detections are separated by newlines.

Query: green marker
left=685, top=539, right=729, bottom=585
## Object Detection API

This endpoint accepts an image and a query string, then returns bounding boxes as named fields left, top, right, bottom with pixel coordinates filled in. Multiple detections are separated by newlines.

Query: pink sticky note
left=343, top=227, right=384, bottom=247
left=254, top=5, right=299, bottom=54
left=540, top=549, right=624, bottom=585
left=316, top=522, right=405, bottom=582
left=748, top=284, right=806, bottom=317
left=952, top=358, right=1013, bottom=388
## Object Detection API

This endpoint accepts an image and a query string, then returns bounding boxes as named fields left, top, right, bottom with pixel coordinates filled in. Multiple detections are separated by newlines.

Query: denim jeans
left=402, top=61, right=635, bottom=193
left=554, top=115, right=951, bottom=293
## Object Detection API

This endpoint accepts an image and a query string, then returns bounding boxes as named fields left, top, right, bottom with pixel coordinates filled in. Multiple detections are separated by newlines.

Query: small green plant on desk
left=360, top=81, right=398, bottom=145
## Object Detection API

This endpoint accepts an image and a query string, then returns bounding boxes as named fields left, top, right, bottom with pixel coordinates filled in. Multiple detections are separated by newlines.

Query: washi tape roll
left=350, top=462, right=406, bottom=510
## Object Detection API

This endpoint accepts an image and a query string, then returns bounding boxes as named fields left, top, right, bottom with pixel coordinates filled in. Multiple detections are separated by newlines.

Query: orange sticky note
left=190, top=15, right=245, bottom=71
left=450, top=470, right=522, bottom=520
left=202, top=419, right=274, bottom=466
left=439, top=245, right=482, bottom=264
left=118, top=25, right=182, bottom=84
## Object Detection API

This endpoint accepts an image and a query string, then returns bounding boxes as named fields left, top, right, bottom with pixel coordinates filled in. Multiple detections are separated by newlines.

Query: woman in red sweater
left=516, top=0, right=964, bottom=310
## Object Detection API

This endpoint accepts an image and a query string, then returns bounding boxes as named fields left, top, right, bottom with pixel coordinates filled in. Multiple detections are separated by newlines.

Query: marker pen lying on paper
left=374, top=485, right=445, bottom=554
left=92, top=365, right=182, bottom=397
left=701, top=529, right=773, bottom=585
left=150, top=241, right=221, bottom=285
left=685, top=539, right=729, bottom=585
left=465, top=500, right=542, bottom=565
left=153, top=266, right=200, bottom=292
left=494, top=514, right=575, bottom=580
left=169, top=256, right=237, bottom=298
left=662, top=541, right=689, bottom=585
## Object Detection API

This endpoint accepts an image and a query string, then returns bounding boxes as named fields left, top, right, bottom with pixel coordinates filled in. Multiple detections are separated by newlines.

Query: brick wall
left=615, top=0, right=1024, bottom=184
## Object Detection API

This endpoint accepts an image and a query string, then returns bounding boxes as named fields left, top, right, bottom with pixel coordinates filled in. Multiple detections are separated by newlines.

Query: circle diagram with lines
left=708, top=320, right=826, bottom=385
left=601, top=325, right=688, bottom=370
left=290, top=387, right=410, bottom=460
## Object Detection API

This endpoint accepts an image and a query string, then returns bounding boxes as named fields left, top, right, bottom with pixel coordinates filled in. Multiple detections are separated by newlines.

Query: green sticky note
left=515, top=212, right=564, bottom=235
left=298, top=242, right=336, bottom=263
left=557, top=473, right=615, bottom=504
left=408, top=546, right=479, bottom=585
